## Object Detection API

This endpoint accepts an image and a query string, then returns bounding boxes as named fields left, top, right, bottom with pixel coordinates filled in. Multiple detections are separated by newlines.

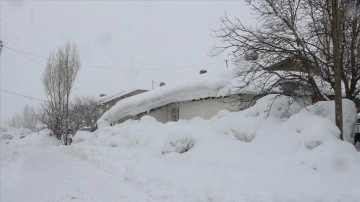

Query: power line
left=82, top=61, right=224, bottom=70
left=1, top=89, right=46, bottom=102
left=3, top=45, right=226, bottom=94
left=5, top=47, right=46, bottom=66
left=75, top=79, right=117, bottom=93
left=4, top=47, right=116, bottom=93
left=4, top=45, right=47, bottom=59
left=3, top=45, right=225, bottom=71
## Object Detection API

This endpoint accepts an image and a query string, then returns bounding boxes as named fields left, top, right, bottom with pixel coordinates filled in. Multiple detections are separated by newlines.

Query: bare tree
left=22, top=105, right=38, bottom=131
left=69, top=96, right=101, bottom=132
left=212, top=0, right=360, bottom=139
left=212, top=0, right=360, bottom=103
left=9, top=113, right=24, bottom=129
left=40, top=41, right=81, bottom=145
left=9, top=105, right=38, bottom=131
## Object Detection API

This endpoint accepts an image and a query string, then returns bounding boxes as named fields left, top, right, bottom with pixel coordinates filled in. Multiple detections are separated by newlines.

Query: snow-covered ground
left=1, top=95, right=360, bottom=202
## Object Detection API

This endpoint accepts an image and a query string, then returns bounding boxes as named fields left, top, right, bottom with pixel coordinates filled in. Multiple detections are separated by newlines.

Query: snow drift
left=2, top=95, right=359, bottom=202
left=71, top=95, right=360, bottom=201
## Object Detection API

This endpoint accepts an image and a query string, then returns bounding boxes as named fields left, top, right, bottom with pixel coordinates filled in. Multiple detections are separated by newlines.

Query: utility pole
left=332, top=0, right=344, bottom=140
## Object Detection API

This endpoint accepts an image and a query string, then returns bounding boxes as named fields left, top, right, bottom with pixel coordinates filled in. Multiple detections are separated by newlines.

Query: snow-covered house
left=97, top=78, right=254, bottom=126
left=97, top=62, right=317, bottom=127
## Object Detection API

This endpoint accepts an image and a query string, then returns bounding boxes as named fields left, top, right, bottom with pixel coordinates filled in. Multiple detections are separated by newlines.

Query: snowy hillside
left=1, top=95, right=360, bottom=202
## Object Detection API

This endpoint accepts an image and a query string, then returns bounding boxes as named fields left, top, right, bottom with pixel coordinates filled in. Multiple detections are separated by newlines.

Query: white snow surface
left=304, top=99, right=357, bottom=141
left=1, top=95, right=360, bottom=202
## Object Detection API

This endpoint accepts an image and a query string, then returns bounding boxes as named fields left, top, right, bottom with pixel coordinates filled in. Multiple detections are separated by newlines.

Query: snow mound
left=161, top=132, right=195, bottom=154
left=71, top=130, right=93, bottom=144
left=242, top=94, right=302, bottom=120
left=68, top=95, right=360, bottom=201
left=85, top=95, right=358, bottom=157
left=302, top=99, right=357, bottom=142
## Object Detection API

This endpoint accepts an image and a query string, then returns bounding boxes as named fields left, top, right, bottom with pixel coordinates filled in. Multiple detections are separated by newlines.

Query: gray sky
left=0, top=1, right=253, bottom=124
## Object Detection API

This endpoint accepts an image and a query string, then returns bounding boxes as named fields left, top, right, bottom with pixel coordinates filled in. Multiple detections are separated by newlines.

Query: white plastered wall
left=178, top=97, right=243, bottom=120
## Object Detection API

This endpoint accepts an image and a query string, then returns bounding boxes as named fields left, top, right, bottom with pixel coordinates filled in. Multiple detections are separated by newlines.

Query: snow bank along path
left=1, top=95, right=360, bottom=202
left=1, top=130, right=147, bottom=201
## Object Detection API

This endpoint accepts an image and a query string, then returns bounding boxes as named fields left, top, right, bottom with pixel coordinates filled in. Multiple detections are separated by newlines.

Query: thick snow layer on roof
left=98, top=89, right=143, bottom=104
left=98, top=77, right=231, bottom=127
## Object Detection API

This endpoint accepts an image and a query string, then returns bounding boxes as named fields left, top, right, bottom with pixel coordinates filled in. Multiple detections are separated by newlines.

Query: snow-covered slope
left=2, top=95, right=359, bottom=202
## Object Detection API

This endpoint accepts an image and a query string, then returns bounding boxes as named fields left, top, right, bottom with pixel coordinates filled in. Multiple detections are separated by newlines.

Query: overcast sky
left=0, top=1, right=253, bottom=124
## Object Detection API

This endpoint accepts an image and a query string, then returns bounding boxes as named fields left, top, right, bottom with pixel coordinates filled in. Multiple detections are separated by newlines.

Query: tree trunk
left=332, top=0, right=344, bottom=140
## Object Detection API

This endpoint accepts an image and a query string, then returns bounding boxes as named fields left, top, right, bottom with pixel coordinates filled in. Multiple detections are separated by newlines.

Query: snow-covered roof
left=96, top=63, right=240, bottom=127
left=98, top=89, right=147, bottom=105
left=97, top=77, right=230, bottom=127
